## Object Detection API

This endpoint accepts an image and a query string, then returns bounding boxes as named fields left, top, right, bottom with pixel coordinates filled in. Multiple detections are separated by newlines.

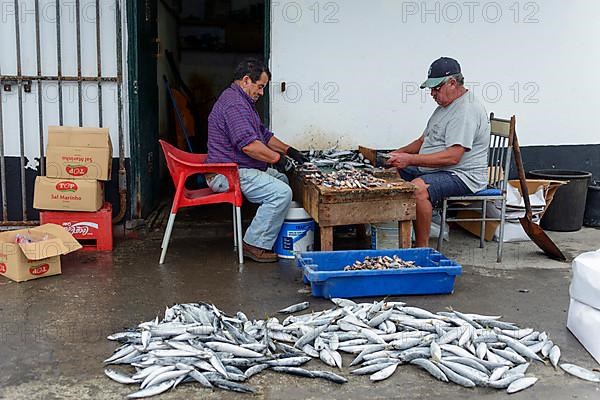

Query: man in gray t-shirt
left=387, top=57, right=489, bottom=247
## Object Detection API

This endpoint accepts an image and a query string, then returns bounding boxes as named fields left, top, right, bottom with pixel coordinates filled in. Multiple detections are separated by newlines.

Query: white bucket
left=274, top=202, right=315, bottom=259
left=371, top=222, right=399, bottom=249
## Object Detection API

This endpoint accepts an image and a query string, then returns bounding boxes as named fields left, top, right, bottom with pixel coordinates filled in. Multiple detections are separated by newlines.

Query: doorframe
left=264, top=0, right=272, bottom=128
left=126, top=0, right=160, bottom=220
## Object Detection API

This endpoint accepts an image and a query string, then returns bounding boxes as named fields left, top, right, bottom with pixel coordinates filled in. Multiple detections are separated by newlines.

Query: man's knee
left=272, top=183, right=292, bottom=207
left=411, top=178, right=430, bottom=202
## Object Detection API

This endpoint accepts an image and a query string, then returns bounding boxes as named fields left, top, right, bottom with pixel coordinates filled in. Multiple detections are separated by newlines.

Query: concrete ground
left=1, top=206, right=600, bottom=399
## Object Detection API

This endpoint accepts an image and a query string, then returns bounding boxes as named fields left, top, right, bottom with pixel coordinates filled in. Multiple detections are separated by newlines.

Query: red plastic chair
left=159, top=140, right=244, bottom=264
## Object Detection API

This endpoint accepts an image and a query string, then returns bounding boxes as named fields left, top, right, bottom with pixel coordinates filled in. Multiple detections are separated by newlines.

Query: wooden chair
left=437, top=113, right=515, bottom=262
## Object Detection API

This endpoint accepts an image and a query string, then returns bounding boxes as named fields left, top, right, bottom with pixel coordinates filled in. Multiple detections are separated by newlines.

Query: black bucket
left=529, top=169, right=592, bottom=232
left=584, top=181, right=600, bottom=227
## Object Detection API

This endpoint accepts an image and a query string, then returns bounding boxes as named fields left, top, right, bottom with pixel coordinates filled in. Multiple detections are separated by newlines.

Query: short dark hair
left=233, top=58, right=271, bottom=82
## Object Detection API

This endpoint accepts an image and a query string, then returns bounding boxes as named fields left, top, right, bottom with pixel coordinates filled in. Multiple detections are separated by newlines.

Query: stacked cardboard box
left=34, top=126, right=112, bottom=212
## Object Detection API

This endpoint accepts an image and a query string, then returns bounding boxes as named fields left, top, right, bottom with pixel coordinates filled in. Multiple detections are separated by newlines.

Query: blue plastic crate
left=296, top=248, right=461, bottom=298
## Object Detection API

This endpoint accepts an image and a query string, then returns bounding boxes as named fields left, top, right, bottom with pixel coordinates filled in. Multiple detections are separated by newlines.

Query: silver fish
left=271, top=366, right=314, bottom=378
left=144, top=369, right=190, bottom=388
left=497, top=335, right=543, bottom=362
left=549, top=345, right=561, bottom=368
left=351, top=362, right=396, bottom=375
left=126, top=379, right=175, bottom=398
left=487, top=373, right=525, bottom=389
left=370, top=363, right=398, bottom=381
left=266, top=356, right=312, bottom=367
left=244, top=364, right=270, bottom=379
left=210, top=378, right=256, bottom=393
left=279, top=302, right=310, bottom=314
left=541, top=340, right=554, bottom=358
left=410, top=358, right=448, bottom=382
left=434, top=362, right=476, bottom=388
left=489, top=365, right=510, bottom=381
left=204, top=342, right=263, bottom=358
left=506, top=376, right=538, bottom=393
left=490, top=348, right=527, bottom=364
left=104, top=368, right=139, bottom=384
left=187, top=369, right=213, bottom=388
left=430, top=341, right=442, bottom=362
left=140, top=365, right=175, bottom=389
left=503, top=363, right=530, bottom=378
left=560, top=363, right=600, bottom=382
left=311, top=370, right=348, bottom=384
left=439, top=360, right=488, bottom=385
left=302, top=344, right=320, bottom=358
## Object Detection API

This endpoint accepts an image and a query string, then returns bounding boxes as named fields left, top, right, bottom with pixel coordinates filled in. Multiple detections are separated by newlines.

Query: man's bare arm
left=388, top=145, right=465, bottom=169
left=267, top=136, right=290, bottom=154
left=242, top=140, right=281, bottom=163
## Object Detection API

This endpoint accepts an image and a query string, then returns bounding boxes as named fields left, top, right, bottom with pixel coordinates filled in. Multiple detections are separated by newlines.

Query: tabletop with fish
left=295, top=149, right=412, bottom=193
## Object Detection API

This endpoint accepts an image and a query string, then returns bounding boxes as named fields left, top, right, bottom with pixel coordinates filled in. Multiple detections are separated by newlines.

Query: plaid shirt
left=207, top=83, right=274, bottom=170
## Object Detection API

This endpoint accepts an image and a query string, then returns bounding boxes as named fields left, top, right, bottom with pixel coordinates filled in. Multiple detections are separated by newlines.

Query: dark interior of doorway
left=150, top=0, right=267, bottom=228
left=158, top=0, right=266, bottom=154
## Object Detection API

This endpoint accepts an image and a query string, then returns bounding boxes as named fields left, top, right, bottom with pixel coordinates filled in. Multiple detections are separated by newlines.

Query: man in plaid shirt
left=207, top=58, right=307, bottom=262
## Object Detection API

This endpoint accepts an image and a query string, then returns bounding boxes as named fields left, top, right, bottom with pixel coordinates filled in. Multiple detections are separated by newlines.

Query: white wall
left=269, top=0, right=599, bottom=149
left=0, top=0, right=129, bottom=169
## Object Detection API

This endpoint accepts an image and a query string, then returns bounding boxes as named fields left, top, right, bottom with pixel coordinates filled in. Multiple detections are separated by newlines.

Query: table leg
left=398, top=220, right=412, bottom=248
left=320, top=226, right=334, bottom=251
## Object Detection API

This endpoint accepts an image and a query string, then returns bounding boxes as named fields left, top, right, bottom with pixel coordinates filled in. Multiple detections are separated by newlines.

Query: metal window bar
left=55, top=0, right=63, bottom=125
left=0, top=86, right=6, bottom=222
left=96, top=0, right=103, bottom=127
left=14, top=0, right=28, bottom=222
left=75, top=0, right=83, bottom=126
left=35, top=0, right=45, bottom=176
left=0, top=0, right=125, bottom=227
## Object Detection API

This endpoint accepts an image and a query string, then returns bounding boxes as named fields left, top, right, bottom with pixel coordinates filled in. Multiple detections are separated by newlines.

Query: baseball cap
left=420, top=57, right=461, bottom=89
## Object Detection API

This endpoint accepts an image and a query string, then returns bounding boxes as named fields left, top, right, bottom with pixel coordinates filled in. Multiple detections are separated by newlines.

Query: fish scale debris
left=303, top=169, right=390, bottom=190
left=344, top=255, right=419, bottom=271
left=104, top=300, right=597, bottom=397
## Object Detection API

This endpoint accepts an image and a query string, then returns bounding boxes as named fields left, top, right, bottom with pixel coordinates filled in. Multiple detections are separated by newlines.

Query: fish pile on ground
left=104, top=300, right=600, bottom=398
left=344, top=255, right=419, bottom=271
left=302, top=149, right=374, bottom=169
left=303, top=169, right=389, bottom=190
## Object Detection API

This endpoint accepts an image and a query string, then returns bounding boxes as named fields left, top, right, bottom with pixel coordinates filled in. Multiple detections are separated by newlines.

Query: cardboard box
left=46, top=126, right=112, bottom=181
left=33, top=177, right=103, bottom=212
left=455, top=179, right=565, bottom=241
left=0, top=224, right=82, bottom=282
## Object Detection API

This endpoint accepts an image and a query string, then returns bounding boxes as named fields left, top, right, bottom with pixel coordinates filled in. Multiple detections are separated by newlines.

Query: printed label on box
left=62, top=222, right=99, bottom=236
left=29, top=263, right=50, bottom=276
left=34, top=177, right=103, bottom=212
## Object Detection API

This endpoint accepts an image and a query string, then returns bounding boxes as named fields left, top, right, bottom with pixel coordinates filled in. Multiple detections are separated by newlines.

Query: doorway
left=157, top=0, right=268, bottom=154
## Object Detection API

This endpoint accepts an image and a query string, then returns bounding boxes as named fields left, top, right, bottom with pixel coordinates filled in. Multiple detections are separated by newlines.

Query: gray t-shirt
left=418, top=91, right=489, bottom=192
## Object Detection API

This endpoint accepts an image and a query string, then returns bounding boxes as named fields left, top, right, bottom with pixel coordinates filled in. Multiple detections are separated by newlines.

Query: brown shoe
left=243, top=242, right=278, bottom=263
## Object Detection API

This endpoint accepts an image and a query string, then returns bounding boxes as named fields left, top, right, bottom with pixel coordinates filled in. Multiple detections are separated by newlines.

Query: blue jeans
left=208, top=168, right=292, bottom=250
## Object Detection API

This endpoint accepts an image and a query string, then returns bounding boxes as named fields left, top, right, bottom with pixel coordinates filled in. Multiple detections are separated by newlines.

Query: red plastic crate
left=40, top=202, right=113, bottom=251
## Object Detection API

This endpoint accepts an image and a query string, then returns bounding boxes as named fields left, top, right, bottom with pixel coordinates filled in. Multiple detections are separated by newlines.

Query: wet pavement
left=1, top=210, right=600, bottom=399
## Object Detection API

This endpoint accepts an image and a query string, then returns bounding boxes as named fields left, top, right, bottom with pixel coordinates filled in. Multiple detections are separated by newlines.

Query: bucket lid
left=286, top=202, right=311, bottom=220
left=529, top=169, right=592, bottom=180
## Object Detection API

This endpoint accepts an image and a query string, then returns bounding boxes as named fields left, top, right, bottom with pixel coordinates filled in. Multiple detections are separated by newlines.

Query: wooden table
left=294, top=173, right=416, bottom=251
